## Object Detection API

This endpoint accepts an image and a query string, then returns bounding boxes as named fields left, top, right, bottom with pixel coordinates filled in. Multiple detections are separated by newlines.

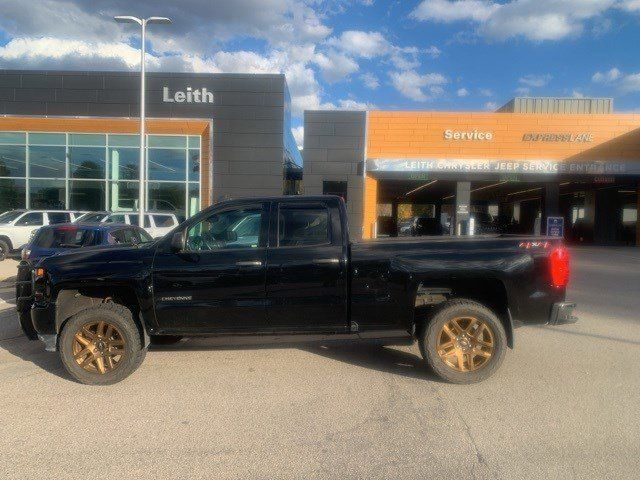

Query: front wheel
left=59, top=303, right=146, bottom=385
left=419, top=299, right=507, bottom=384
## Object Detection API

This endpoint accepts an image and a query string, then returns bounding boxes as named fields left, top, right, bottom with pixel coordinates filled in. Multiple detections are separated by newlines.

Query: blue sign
left=546, top=216, right=564, bottom=237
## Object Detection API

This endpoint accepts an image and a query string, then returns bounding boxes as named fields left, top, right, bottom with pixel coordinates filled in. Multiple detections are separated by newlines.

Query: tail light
left=549, top=247, right=570, bottom=288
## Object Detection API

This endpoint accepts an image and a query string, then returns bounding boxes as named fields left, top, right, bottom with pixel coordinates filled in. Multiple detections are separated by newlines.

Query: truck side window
left=16, top=212, right=44, bottom=226
left=185, top=208, right=263, bottom=251
left=278, top=206, right=330, bottom=247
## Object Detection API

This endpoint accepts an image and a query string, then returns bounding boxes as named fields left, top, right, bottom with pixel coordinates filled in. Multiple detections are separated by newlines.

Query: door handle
left=312, top=258, right=340, bottom=265
left=236, top=261, right=263, bottom=267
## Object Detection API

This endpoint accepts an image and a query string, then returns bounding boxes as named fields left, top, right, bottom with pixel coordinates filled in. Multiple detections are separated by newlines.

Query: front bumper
left=548, top=302, right=578, bottom=325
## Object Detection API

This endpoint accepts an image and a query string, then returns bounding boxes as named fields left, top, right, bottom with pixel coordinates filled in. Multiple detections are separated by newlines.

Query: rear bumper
left=548, top=302, right=578, bottom=326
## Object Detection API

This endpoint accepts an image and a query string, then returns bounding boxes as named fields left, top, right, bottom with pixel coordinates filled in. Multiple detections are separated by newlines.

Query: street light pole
left=114, top=15, right=171, bottom=227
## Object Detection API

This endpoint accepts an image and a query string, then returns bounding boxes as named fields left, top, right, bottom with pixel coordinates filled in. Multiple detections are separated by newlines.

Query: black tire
left=419, top=299, right=507, bottom=384
left=0, top=239, right=9, bottom=261
left=149, top=335, right=183, bottom=345
left=18, top=310, right=38, bottom=340
left=59, top=303, right=146, bottom=385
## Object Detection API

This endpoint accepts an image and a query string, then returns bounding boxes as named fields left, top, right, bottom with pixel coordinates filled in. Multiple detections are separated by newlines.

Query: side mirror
left=170, top=232, right=185, bottom=252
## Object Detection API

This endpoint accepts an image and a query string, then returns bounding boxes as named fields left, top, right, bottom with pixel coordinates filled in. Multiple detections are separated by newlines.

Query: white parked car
left=102, top=212, right=180, bottom=238
left=0, top=209, right=85, bottom=260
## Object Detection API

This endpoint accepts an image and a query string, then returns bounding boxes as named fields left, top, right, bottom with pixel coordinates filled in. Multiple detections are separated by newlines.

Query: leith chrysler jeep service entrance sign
left=163, top=86, right=214, bottom=104
left=367, top=158, right=640, bottom=175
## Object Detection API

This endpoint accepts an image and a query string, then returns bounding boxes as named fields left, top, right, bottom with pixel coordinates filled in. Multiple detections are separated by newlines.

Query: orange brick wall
left=366, top=111, right=640, bottom=160
left=363, top=175, right=377, bottom=239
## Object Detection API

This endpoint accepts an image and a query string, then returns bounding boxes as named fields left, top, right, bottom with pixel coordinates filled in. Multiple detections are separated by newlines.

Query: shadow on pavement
left=151, top=338, right=442, bottom=383
left=535, top=325, right=640, bottom=346
left=0, top=336, right=69, bottom=381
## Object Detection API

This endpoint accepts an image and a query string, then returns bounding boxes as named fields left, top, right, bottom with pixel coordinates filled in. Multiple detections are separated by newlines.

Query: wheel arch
left=413, top=277, right=514, bottom=349
left=55, top=286, right=148, bottom=348
left=0, top=235, right=13, bottom=251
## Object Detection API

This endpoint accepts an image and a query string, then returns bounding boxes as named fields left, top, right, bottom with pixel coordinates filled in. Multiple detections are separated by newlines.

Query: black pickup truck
left=18, top=196, right=576, bottom=385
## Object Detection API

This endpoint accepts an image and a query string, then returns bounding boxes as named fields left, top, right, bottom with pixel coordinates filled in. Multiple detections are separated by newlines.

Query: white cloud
left=424, top=46, right=442, bottom=57
left=484, top=101, right=498, bottom=110
left=389, top=70, right=447, bottom=101
left=411, top=0, right=620, bottom=42
left=479, top=88, right=494, bottom=97
left=361, top=72, right=380, bottom=89
left=619, top=0, right=640, bottom=11
left=292, top=126, right=304, bottom=149
left=519, top=74, right=552, bottom=88
left=313, top=50, right=359, bottom=82
left=336, top=99, right=376, bottom=110
left=327, top=30, right=390, bottom=58
left=572, top=90, right=585, bottom=98
left=457, top=87, right=469, bottom=97
left=515, top=87, right=531, bottom=95
left=592, top=67, right=622, bottom=83
left=411, top=0, right=499, bottom=23
left=619, top=73, right=640, bottom=92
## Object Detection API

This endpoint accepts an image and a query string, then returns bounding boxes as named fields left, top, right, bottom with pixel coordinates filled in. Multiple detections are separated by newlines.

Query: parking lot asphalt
left=0, top=247, right=639, bottom=479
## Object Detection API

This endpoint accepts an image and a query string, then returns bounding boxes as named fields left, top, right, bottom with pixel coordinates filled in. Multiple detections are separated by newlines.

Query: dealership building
left=0, top=69, right=301, bottom=218
left=304, top=99, right=640, bottom=245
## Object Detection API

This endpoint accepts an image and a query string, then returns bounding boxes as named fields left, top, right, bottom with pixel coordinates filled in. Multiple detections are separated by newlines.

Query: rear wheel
left=419, top=299, right=506, bottom=384
left=59, top=303, right=146, bottom=385
left=0, top=240, right=9, bottom=261
left=18, top=310, right=38, bottom=340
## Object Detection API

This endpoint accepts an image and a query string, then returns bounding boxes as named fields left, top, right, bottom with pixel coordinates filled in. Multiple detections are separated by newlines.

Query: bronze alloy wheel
left=436, top=316, right=494, bottom=372
left=72, top=320, right=126, bottom=374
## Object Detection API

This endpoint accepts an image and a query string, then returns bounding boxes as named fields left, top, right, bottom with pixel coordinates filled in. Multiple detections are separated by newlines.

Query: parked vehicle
left=0, top=209, right=85, bottom=260
left=20, top=196, right=576, bottom=385
left=16, top=222, right=153, bottom=341
left=102, top=212, right=180, bottom=238
left=73, top=211, right=110, bottom=223
left=399, top=216, right=446, bottom=236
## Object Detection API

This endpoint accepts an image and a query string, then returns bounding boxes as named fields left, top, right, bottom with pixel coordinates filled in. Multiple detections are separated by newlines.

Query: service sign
left=546, top=217, right=565, bottom=237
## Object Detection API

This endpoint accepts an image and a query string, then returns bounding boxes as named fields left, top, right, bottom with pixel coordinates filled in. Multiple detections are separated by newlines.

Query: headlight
left=21, top=248, right=30, bottom=260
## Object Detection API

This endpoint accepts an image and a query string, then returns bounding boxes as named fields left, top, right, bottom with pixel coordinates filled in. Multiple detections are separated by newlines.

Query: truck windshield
left=0, top=210, right=24, bottom=224
left=33, top=226, right=97, bottom=249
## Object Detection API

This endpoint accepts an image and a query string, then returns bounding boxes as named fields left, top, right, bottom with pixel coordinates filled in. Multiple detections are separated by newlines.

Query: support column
left=391, top=201, right=399, bottom=237
left=362, top=175, right=378, bottom=239
left=542, top=183, right=560, bottom=234
left=455, top=181, right=471, bottom=235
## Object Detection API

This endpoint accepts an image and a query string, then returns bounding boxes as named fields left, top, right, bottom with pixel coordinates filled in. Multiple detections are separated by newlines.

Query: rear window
left=152, top=214, right=175, bottom=227
left=33, top=226, right=97, bottom=249
left=278, top=205, right=330, bottom=247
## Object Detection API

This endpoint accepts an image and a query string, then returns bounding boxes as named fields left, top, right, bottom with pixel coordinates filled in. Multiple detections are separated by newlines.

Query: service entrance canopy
left=367, top=158, right=640, bottom=176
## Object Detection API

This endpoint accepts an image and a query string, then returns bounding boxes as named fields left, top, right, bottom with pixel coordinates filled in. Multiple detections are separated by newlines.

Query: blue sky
left=1, top=0, right=640, bottom=145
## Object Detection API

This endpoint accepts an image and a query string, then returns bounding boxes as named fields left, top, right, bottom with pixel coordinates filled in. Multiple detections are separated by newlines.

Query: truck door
left=265, top=200, right=348, bottom=332
left=152, top=202, right=269, bottom=332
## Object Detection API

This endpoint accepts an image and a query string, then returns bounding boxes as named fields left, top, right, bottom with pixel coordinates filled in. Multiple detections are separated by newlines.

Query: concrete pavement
left=0, top=248, right=639, bottom=479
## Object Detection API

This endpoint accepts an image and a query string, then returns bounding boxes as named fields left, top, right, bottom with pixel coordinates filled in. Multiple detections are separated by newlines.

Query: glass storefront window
left=147, top=149, right=186, bottom=182
left=29, top=145, right=66, bottom=178
left=147, top=182, right=185, bottom=214
left=0, top=132, right=26, bottom=145
left=188, top=149, right=199, bottom=182
left=188, top=183, right=200, bottom=217
left=109, top=181, right=139, bottom=211
left=0, top=131, right=200, bottom=216
left=0, top=145, right=26, bottom=177
left=147, top=135, right=187, bottom=149
left=70, top=180, right=106, bottom=211
left=0, top=178, right=26, bottom=211
left=69, top=134, right=106, bottom=146
left=69, top=146, right=106, bottom=179
left=29, top=179, right=65, bottom=209
left=108, top=147, right=139, bottom=180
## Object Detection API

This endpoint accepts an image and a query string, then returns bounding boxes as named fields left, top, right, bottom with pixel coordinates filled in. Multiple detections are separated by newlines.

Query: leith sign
left=162, top=86, right=214, bottom=104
